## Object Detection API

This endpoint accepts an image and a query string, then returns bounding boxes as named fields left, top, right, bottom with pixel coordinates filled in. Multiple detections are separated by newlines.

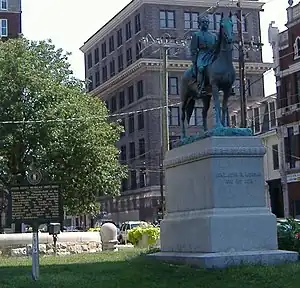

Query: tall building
left=81, top=0, right=272, bottom=223
left=268, top=1, right=300, bottom=218
left=0, top=0, right=21, bottom=39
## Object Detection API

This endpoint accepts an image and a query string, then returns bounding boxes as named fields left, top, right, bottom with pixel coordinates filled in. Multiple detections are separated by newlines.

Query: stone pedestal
left=149, top=137, right=298, bottom=268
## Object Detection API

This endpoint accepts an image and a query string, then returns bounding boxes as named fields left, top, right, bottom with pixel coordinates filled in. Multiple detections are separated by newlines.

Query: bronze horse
left=181, top=13, right=235, bottom=138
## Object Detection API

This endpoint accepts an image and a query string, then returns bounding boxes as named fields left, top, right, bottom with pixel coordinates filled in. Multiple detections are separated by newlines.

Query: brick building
left=268, top=1, right=300, bottom=218
left=81, top=0, right=271, bottom=223
left=0, top=0, right=21, bottom=39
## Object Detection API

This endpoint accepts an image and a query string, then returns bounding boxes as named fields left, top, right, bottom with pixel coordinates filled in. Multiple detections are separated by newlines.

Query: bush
left=277, top=218, right=300, bottom=252
left=128, top=226, right=160, bottom=247
left=88, top=227, right=101, bottom=232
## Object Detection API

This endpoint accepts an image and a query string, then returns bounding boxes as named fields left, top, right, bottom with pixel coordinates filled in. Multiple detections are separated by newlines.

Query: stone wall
left=0, top=232, right=102, bottom=257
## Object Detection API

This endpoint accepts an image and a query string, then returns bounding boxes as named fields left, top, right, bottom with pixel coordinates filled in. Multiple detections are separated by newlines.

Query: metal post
left=159, top=151, right=164, bottom=218
left=31, top=223, right=39, bottom=280
left=237, top=0, right=247, bottom=128
left=278, top=125, right=290, bottom=217
left=161, top=46, right=169, bottom=154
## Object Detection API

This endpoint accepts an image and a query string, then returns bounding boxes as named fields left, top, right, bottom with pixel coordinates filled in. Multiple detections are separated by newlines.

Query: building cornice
left=280, top=60, right=300, bottom=77
left=80, top=0, right=265, bottom=53
left=91, top=58, right=273, bottom=97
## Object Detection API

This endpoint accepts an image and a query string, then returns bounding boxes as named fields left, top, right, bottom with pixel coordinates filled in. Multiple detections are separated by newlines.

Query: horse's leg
left=211, top=84, right=222, bottom=128
left=202, top=95, right=211, bottom=131
left=221, top=88, right=230, bottom=127
left=181, top=100, right=186, bottom=139
left=180, top=78, right=189, bottom=139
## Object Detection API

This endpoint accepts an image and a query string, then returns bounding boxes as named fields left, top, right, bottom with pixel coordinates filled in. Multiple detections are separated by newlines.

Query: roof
left=80, top=0, right=265, bottom=53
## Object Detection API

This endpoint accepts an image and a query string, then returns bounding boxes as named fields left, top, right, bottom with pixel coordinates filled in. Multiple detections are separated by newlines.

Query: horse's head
left=220, top=12, right=234, bottom=44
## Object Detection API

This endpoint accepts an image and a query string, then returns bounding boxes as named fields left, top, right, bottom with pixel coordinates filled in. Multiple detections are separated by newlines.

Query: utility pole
left=140, top=34, right=186, bottom=218
left=237, top=0, right=247, bottom=128
left=278, top=125, right=290, bottom=217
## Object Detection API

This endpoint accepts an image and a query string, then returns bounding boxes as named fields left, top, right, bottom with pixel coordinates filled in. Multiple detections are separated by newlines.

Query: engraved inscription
left=10, top=185, right=61, bottom=223
left=216, top=172, right=262, bottom=185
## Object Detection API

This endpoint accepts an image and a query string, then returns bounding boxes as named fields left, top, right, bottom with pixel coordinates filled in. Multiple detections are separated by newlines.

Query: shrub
left=88, top=227, right=101, bottom=232
left=277, top=218, right=300, bottom=252
left=128, top=226, right=160, bottom=247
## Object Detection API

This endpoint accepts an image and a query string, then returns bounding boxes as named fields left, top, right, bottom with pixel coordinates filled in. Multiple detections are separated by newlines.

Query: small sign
left=7, top=184, right=63, bottom=225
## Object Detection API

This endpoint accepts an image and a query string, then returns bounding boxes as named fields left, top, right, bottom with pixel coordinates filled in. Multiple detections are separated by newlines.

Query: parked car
left=118, top=221, right=148, bottom=244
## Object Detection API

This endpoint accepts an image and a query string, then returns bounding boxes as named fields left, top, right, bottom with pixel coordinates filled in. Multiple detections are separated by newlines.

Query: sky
left=22, top=0, right=288, bottom=96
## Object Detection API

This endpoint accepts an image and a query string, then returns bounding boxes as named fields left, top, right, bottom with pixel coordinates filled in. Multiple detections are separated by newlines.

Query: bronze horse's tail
left=181, top=77, right=196, bottom=138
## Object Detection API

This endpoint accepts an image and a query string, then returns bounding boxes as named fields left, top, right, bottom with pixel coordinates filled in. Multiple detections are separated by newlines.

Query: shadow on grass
left=1, top=251, right=300, bottom=288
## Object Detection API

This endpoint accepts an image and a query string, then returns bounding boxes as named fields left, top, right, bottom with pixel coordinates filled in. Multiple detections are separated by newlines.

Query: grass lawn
left=1, top=249, right=300, bottom=288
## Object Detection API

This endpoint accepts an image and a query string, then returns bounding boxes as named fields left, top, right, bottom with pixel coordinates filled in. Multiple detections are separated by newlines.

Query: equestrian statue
left=181, top=13, right=236, bottom=139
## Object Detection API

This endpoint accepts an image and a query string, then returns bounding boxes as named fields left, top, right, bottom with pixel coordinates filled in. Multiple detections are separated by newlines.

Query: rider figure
left=190, top=15, right=217, bottom=97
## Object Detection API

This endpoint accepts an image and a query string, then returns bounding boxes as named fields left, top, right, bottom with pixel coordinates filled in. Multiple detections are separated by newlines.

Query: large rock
left=0, top=232, right=102, bottom=256
left=149, top=136, right=298, bottom=268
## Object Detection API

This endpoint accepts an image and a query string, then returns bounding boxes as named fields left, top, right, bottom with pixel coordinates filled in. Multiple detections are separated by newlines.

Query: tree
left=0, top=37, right=126, bottom=215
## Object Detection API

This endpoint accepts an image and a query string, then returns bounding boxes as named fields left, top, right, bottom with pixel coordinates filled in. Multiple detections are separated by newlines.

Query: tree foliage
left=0, top=37, right=126, bottom=215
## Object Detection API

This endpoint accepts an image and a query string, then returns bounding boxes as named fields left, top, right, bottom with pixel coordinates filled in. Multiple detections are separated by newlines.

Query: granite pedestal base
left=150, top=137, right=298, bottom=268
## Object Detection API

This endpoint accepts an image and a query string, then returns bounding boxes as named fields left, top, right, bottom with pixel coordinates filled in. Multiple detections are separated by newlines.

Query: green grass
left=1, top=249, right=300, bottom=288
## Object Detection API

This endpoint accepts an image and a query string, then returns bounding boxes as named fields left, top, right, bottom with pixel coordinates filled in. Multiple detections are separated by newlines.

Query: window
left=246, top=79, right=252, bottom=97
left=169, top=77, right=178, bottom=95
left=135, top=14, right=141, bottom=33
left=294, top=36, right=300, bottom=60
left=111, top=96, right=117, bottom=112
left=109, top=59, right=115, bottom=77
left=169, top=107, right=180, bottom=126
left=233, top=79, right=240, bottom=96
left=169, top=136, right=180, bottom=150
left=160, top=11, right=175, bottom=28
left=1, top=0, right=7, bottom=10
left=129, top=142, right=135, bottom=159
left=130, top=170, right=137, bottom=190
left=253, top=107, right=260, bottom=134
left=138, top=138, right=145, bottom=158
left=120, top=118, right=125, bottom=137
left=233, top=46, right=239, bottom=59
left=184, top=12, right=199, bottom=29
left=136, top=42, right=142, bottom=60
left=139, top=169, right=145, bottom=188
left=242, top=15, right=247, bottom=33
left=102, top=65, right=107, bottom=82
left=269, top=101, right=276, bottom=128
left=272, top=144, right=279, bottom=170
left=128, top=85, right=134, bottom=104
left=94, top=48, right=99, bottom=64
left=95, top=71, right=100, bottom=87
left=295, top=72, right=300, bottom=103
left=121, top=179, right=128, bottom=192
left=109, top=36, right=115, bottom=53
left=126, top=47, right=132, bottom=66
left=138, top=112, right=144, bottom=130
left=231, top=115, right=237, bottom=127
left=215, top=13, right=222, bottom=31
left=120, top=145, right=127, bottom=161
left=87, top=53, right=92, bottom=69
left=101, top=42, right=107, bottom=58
left=118, top=54, right=124, bottom=72
left=285, top=127, right=295, bottom=169
left=137, top=80, right=143, bottom=99
left=128, top=114, right=135, bottom=133
left=189, top=107, right=202, bottom=126
left=88, top=75, right=93, bottom=92
left=117, top=29, right=123, bottom=47
left=119, top=91, right=125, bottom=109
left=125, top=21, right=132, bottom=40
left=208, top=14, right=215, bottom=30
